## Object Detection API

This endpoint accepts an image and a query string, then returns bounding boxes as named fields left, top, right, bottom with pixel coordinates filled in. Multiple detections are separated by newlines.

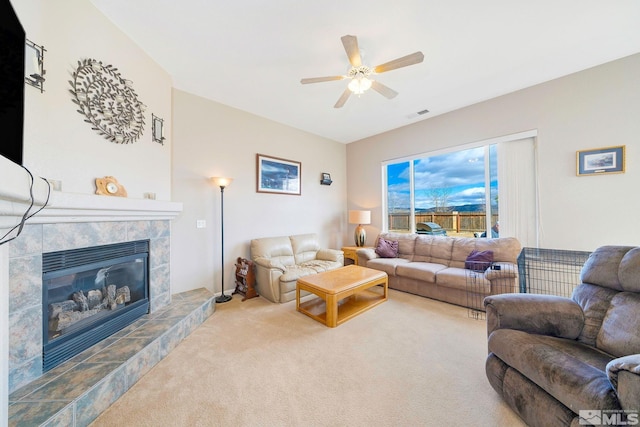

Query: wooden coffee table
left=296, top=265, right=388, bottom=327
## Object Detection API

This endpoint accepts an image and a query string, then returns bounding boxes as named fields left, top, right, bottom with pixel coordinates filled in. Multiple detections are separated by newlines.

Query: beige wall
left=171, top=90, right=347, bottom=295
left=347, top=53, right=640, bottom=252
left=10, top=0, right=172, bottom=199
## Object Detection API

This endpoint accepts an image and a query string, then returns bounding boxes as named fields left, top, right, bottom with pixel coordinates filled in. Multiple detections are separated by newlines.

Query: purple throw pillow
left=375, top=238, right=399, bottom=258
left=465, top=250, right=494, bottom=271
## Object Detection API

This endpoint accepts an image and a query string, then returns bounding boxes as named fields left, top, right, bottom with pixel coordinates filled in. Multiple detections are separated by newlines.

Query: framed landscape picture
left=576, top=145, right=625, bottom=176
left=256, top=154, right=301, bottom=195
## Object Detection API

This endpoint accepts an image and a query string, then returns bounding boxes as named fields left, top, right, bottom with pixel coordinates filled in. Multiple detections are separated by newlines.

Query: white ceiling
left=90, top=0, right=640, bottom=144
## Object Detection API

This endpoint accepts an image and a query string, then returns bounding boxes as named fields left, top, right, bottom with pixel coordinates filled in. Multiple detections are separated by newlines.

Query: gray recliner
left=484, top=246, right=640, bottom=426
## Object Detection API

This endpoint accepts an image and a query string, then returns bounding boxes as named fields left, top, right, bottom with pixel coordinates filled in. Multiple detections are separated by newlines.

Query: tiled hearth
left=9, top=288, right=214, bottom=426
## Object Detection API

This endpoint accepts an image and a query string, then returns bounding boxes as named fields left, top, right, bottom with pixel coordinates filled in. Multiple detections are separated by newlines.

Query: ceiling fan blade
left=334, top=88, right=352, bottom=108
left=373, top=51, right=424, bottom=74
left=300, top=76, right=345, bottom=84
left=371, top=81, right=398, bottom=99
left=341, top=35, right=362, bottom=67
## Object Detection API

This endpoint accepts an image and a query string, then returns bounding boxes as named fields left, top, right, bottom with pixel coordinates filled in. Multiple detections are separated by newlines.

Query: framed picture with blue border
left=256, top=153, right=301, bottom=195
left=576, top=145, right=625, bottom=176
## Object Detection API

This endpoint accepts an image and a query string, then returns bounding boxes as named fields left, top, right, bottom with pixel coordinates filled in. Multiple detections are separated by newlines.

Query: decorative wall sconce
left=152, top=114, right=165, bottom=145
left=69, top=58, right=146, bottom=144
left=320, top=173, right=333, bottom=185
left=25, top=39, right=46, bottom=92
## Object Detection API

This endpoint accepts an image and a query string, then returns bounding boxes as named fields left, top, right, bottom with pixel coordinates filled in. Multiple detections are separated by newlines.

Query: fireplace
left=42, top=240, right=150, bottom=371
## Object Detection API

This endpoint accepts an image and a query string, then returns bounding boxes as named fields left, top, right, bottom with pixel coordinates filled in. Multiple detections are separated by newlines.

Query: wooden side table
left=341, top=246, right=372, bottom=266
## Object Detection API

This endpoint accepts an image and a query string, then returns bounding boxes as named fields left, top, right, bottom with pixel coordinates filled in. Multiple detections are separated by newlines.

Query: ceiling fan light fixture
left=348, top=73, right=372, bottom=95
left=300, top=34, right=424, bottom=107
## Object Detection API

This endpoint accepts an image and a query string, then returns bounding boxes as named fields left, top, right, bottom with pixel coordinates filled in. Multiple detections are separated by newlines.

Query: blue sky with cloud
left=387, top=146, right=497, bottom=211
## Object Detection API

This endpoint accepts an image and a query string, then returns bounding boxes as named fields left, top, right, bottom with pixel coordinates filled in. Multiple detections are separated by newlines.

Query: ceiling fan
left=300, top=35, right=424, bottom=108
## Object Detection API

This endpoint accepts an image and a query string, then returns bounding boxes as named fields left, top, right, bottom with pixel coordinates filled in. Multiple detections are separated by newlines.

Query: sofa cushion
left=597, top=292, right=640, bottom=357
left=366, top=257, right=410, bottom=276
left=489, top=329, right=621, bottom=413
left=474, top=237, right=521, bottom=264
left=572, top=283, right=619, bottom=347
left=619, top=247, right=640, bottom=292
left=465, top=250, right=494, bottom=271
left=316, top=248, right=343, bottom=263
left=450, top=238, right=478, bottom=268
left=250, top=236, right=295, bottom=266
left=396, top=262, right=447, bottom=283
left=429, top=237, right=455, bottom=266
left=290, top=233, right=321, bottom=264
left=375, top=238, right=399, bottom=258
left=580, top=246, right=635, bottom=292
left=279, top=260, right=340, bottom=283
left=436, top=267, right=490, bottom=292
left=413, top=235, right=436, bottom=262
left=299, top=259, right=343, bottom=272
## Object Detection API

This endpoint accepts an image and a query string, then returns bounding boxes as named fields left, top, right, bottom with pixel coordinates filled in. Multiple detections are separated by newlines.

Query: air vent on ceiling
left=406, top=109, right=430, bottom=120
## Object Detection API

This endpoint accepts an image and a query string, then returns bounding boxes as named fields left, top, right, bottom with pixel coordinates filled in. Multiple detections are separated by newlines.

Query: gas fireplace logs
left=48, top=285, right=131, bottom=332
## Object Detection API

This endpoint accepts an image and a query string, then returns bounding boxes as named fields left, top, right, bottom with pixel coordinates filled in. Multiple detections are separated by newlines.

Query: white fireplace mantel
left=0, top=157, right=182, bottom=228
left=1, top=191, right=183, bottom=228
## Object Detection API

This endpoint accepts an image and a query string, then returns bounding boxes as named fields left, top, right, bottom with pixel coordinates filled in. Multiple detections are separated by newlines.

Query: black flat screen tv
left=0, top=0, right=26, bottom=166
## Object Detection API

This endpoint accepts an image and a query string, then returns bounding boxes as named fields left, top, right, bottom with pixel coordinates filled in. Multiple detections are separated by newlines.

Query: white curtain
left=498, top=137, right=538, bottom=248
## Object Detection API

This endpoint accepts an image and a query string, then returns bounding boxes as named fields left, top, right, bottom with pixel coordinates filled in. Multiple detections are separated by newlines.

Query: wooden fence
left=388, top=212, right=499, bottom=233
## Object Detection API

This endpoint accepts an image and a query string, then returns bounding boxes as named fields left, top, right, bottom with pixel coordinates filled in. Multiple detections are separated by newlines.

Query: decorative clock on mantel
left=95, top=176, right=127, bottom=197
left=69, top=58, right=146, bottom=144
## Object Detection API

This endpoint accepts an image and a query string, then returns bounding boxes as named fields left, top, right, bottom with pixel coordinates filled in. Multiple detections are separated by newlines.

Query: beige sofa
left=250, top=233, right=344, bottom=303
left=356, top=232, right=521, bottom=309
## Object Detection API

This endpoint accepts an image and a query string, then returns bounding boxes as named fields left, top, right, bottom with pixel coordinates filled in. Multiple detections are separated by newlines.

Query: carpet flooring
left=91, top=289, right=526, bottom=427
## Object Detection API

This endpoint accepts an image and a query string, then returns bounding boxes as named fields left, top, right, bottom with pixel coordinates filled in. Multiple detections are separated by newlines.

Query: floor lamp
left=210, top=177, right=233, bottom=303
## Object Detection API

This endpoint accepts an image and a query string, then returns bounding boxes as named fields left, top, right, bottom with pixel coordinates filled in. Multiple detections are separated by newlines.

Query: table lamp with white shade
left=348, top=210, right=371, bottom=247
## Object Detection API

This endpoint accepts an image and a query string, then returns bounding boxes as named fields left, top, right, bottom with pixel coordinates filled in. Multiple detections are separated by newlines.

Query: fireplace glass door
left=42, top=240, right=150, bottom=371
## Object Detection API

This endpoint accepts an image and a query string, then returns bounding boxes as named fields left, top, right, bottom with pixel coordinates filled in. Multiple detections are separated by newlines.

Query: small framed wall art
left=320, top=173, right=332, bottom=185
left=256, top=154, right=301, bottom=195
left=576, top=145, right=625, bottom=176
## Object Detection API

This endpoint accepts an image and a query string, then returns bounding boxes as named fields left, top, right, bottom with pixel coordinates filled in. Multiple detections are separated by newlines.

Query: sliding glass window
left=385, top=145, right=498, bottom=237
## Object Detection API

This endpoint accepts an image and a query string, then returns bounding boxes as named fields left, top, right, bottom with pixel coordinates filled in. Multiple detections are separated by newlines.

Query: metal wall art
left=69, top=58, right=146, bottom=144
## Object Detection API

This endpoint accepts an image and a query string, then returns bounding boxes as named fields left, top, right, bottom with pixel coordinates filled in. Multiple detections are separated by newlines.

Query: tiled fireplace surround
left=2, top=191, right=216, bottom=426
left=9, top=220, right=172, bottom=392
